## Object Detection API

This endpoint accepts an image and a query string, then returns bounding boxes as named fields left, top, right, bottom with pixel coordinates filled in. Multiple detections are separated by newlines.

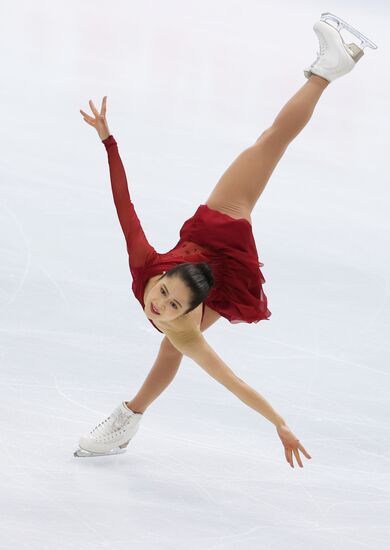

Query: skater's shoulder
left=156, top=308, right=203, bottom=350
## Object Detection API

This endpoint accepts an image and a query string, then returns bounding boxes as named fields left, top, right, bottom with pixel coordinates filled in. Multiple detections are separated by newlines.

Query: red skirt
left=172, top=204, right=271, bottom=325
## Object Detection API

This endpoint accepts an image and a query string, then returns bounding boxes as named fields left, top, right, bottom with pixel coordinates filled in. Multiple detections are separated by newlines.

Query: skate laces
left=90, top=406, right=133, bottom=437
left=112, top=409, right=132, bottom=432
left=313, top=35, right=327, bottom=65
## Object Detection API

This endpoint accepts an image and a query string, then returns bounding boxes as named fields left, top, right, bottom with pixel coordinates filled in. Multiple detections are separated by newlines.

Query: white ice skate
left=74, top=401, right=143, bottom=458
left=304, top=12, right=378, bottom=82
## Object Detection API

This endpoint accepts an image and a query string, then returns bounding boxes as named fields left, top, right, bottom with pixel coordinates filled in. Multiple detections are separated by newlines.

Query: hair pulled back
left=157, top=262, right=215, bottom=315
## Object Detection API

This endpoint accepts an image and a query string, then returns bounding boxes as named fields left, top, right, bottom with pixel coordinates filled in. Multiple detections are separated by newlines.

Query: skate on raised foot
left=74, top=401, right=143, bottom=458
left=304, top=12, right=378, bottom=83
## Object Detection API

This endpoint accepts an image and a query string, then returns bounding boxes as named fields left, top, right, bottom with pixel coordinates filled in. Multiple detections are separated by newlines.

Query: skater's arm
left=102, top=135, right=157, bottom=268
left=166, top=331, right=286, bottom=427
left=80, top=96, right=157, bottom=268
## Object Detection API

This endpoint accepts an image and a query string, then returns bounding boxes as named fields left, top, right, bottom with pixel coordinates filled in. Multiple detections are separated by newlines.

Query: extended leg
left=206, top=74, right=329, bottom=218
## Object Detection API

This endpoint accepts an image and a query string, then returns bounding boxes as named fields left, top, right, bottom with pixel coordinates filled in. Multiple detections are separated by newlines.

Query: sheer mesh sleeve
left=102, top=134, right=157, bottom=268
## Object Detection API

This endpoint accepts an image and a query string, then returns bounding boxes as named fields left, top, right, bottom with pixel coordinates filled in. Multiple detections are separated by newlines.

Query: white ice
left=1, top=0, right=389, bottom=549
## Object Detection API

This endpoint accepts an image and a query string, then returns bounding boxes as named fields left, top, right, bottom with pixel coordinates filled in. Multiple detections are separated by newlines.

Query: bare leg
left=206, top=74, right=330, bottom=219
left=126, top=339, right=184, bottom=413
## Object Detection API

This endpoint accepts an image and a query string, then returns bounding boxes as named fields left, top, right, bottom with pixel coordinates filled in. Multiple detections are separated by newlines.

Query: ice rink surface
left=1, top=0, right=389, bottom=548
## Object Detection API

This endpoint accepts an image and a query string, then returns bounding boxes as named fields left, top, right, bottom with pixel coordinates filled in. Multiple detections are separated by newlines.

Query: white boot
left=304, top=12, right=378, bottom=83
left=74, top=401, right=143, bottom=457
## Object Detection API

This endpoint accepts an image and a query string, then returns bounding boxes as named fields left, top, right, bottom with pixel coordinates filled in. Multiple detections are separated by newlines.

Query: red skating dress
left=102, top=134, right=271, bottom=334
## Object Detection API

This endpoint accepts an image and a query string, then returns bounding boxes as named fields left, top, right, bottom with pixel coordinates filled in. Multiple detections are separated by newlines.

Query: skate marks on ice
left=0, top=202, right=70, bottom=310
left=0, top=203, right=33, bottom=309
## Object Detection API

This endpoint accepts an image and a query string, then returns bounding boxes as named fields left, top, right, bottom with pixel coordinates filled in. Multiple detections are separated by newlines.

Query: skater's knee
left=160, top=336, right=183, bottom=358
left=254, top=125, right=290, bottom=156
left=254, top=126, right=274, bottom=144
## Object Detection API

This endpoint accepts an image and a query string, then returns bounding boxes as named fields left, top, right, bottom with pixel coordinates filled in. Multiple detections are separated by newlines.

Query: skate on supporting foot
left=304, top=12, right=378, bottom=83
left=74, top=401, right=143, bottom=458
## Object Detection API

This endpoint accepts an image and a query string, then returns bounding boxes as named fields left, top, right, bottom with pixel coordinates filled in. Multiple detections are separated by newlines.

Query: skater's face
left=145, top=275, right=191, bottom=322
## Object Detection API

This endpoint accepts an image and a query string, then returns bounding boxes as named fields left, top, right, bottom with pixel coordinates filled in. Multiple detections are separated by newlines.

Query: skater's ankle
left=125, top=401, right=144, bottom=414
left=308, top=74, right=330, bottom=87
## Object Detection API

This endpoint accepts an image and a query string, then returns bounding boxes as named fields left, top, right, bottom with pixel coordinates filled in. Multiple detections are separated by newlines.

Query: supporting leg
left=126, top=339, right=184, bottom=414
left=206, top=74, right=329, bottom=216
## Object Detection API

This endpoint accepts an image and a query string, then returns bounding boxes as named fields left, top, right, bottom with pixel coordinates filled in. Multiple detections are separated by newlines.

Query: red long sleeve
left=102, top=134, right=157, bottom=269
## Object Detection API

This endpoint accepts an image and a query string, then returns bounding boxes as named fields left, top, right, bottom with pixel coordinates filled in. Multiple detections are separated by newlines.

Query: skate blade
left=321, top=12, right=378, bottom=50
left=74, top=445, right=128, bottom=458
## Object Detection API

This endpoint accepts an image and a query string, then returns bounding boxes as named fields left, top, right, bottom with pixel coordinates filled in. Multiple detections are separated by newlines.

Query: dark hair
left=157, top=262, right=215, bottom=315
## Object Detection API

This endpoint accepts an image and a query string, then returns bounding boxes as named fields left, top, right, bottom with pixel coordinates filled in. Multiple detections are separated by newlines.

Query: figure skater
left=74, top=13, right=377, bottom=467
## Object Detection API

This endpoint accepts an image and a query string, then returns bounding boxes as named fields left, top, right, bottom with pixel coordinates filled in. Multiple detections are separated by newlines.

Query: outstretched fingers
left=285, top=447, right=293, bottom=468
left=287, top=444, right=312, bottom=469
left=89, top=99, right=100, bottom=117
left=297, top=442, right=312, bottom=460
left=80, top=109, right=95, bottom=123
left=80, top=97, right=107, bottom=122
left=284, top=446, right=302, bottom=468
left=292, top=448, right=303, bottom=468
left=100, top=95, right=107, bottom=116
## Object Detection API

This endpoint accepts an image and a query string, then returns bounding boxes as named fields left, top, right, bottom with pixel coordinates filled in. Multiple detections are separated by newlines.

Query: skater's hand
left=80, top=96, right=111, bottom=141
left=276, top=423, right=312, bottom=468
